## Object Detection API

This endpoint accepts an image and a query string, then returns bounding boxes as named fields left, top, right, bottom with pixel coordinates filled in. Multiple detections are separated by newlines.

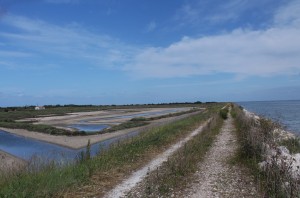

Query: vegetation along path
left=104, top=109, right=261, bottom=198
left=104, top=118, right=212, bottom=198
left=182, top=110, right=259, bottom=197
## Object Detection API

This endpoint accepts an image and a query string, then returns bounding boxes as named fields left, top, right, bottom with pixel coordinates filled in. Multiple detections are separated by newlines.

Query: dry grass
left=126, top=113, right=224, bottom=197
left=232, top=104, right=300, bottom=198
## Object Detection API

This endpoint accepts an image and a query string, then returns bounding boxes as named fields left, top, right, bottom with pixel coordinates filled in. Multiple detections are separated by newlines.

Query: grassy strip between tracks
left=126, top=108, right=225, bottom=197
left=0, top=104, right=224, bottom=198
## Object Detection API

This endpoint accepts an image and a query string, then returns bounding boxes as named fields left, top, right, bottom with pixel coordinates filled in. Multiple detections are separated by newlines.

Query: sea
left=238, top=100, right=300, bottom=136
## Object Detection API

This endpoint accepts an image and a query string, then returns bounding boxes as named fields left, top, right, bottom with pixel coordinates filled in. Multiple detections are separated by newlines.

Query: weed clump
left=219, top=107, right=229, bottom=120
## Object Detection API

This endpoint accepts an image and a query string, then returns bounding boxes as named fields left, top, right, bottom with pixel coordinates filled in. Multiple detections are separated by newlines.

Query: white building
left=35, top=106, right=45, bottom=110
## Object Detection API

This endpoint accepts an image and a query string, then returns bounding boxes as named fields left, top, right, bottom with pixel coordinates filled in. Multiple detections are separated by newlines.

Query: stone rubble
left=259, top=145, right=300, bottom=180
left=243, top=108, right=300, bottom=181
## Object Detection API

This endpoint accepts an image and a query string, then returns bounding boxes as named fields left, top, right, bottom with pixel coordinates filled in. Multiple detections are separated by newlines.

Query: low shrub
left=130, top=117, right=147, bottom=121
left=219, top=107, right=229, bottom=120
left=279, top=137, right=300, bottom=154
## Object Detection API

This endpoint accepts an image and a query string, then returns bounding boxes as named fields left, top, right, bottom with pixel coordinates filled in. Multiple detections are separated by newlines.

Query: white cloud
left=2, top=1, right=300, bottom=80
left=0, top=50, right=32, bottom=57
left=174, top=0, right=250, bottom=26
left=125, top=0, right=300, bottom=78
left=274, top=0, right=300, bottom=26
left=0, top=61, right=12, bottom=68
left=173, top=0, right=277, bottom=28
left=146, top=21, right=157, bottom=32
left=0, top=15, right=137, bottom=69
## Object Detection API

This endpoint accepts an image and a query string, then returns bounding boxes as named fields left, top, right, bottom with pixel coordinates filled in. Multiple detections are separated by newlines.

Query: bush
left=130, top=117, right=147, bottom=121
left=219, top=108, right=229, bottom=120
left=279, top=138, right=300, bottom=154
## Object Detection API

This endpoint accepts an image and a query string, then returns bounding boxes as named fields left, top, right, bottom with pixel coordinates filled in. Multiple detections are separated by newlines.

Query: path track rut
left=104, top=119, right=212, bottom=198
left=183, top=112, right=259, bottom=197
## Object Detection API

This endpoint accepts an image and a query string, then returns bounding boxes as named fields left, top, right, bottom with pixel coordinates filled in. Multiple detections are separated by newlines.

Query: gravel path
left=183, top=113, right=259, bottom=198
left=104, top=119, right=212, bottom=198
left=104, top=111, right=259, bottom=198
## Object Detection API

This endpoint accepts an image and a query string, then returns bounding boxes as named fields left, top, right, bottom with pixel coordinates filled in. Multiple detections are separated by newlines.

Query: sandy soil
left=0, top=150, right=26, bottom=172
left=0, top=111, right=200, bottom=150
left=19, top=108, right=192, bottom=130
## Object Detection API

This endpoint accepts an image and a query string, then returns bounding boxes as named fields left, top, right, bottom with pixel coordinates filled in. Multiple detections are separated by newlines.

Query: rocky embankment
left=243, top=108, right=300, bottom=195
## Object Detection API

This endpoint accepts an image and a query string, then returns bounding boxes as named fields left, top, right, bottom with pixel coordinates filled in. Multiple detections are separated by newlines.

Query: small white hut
left=35, top=106, right=45, bottom=110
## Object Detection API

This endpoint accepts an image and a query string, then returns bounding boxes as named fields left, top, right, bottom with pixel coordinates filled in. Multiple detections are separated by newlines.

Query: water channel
left=0, top=108, right=187, bottom=162
left=0, top=129, right=139, bottom=162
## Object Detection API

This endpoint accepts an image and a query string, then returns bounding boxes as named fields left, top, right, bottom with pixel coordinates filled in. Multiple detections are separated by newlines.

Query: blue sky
left=0, top=0, right=300, bottom=106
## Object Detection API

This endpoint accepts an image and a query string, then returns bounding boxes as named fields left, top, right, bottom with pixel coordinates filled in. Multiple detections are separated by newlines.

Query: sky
left=0, top=0, right=300, bottom=106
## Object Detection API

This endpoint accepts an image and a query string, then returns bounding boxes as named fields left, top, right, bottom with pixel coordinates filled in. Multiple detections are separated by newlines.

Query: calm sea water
left=238, top=100, right=300, bottom=135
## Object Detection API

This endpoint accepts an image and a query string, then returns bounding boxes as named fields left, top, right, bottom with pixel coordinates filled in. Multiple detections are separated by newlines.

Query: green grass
left=101, top=120, right=149, bottom=133
left=134, top=114, right=224, bottom=197
left=0, top=104, right=223, bottom=197
left=279, top=138, right=300, bottom=154
left=101, top=108, right=204, bottom=133
left=146, top=108, right=203, bottom=121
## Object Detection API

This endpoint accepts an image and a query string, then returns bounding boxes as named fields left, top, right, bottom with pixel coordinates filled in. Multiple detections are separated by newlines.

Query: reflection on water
left=0, top=129, right=139, bottom=162
left=0, top=108, right=190, bottom=163
left=0, top=130, right=76, bottom=161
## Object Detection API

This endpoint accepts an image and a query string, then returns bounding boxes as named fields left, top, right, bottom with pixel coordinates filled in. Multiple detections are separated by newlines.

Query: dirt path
left=104, top=112, right=259, bottom=198
left=104, top=118, right=212, bottom=198
left=182, top=113, right=259, bottom=197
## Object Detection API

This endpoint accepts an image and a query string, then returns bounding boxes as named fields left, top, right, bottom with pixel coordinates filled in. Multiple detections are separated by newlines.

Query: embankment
left=232, top=104, right=300, bottom=197
left=0, top=150, right=26, bottom=172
